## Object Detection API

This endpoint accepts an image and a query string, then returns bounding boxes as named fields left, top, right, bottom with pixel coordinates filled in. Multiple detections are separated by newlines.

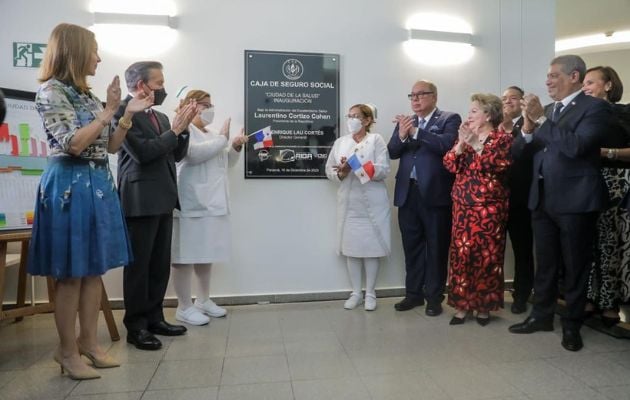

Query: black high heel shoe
left=449, top=311, right=468, bottom=325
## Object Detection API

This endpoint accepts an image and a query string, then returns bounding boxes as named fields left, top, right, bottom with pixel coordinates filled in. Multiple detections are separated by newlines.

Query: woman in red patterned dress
left=443, top=93, right=512, bottom=326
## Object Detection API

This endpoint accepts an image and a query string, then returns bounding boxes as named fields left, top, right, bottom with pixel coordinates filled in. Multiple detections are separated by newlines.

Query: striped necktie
left=551, top=102, right=564, bottom=122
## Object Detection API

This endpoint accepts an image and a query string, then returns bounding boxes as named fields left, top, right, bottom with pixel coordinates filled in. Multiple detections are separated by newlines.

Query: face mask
left=347, top=117, right=363, bottom=134
left=151, top=87, right=167, bottom=106
left=200, top=107, right=215, bottom=125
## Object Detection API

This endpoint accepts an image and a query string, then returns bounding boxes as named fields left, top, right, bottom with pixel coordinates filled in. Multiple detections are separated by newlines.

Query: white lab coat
left=325, top=133, right=391, bottom=257
left=172, top=123, right=240, bottom=264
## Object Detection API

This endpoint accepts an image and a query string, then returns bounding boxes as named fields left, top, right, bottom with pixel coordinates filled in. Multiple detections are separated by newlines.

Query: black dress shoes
left=601, top=315, right=621, bottom=328
left=510, top=301, right=527, bottom=314
left=394, top=297, right=424, bottom=311
left=509, top=316, right=554, bottom=334
left=449, top=315, right=466, bottom=325
left=561, top=329, right=583, bottom=352
left=476, top=316, right=490, bottom=326
left=127, top=329, right=162, bottom=351
left=148, top=320, right=188, bottom=336
left=425, top=302, right=443, bottom=316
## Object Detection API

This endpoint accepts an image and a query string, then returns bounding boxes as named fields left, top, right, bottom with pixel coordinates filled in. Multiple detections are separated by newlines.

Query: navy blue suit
left=512, top=92, right=611, bottom=329
left=507, top=117, right=535, bottom=305
left=388, top=109, right=461, bottom=303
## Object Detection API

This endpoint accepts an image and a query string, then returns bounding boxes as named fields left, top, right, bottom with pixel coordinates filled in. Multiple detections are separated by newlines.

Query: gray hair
left=550, top=55, right=586, bottom=82
left=124, top=61, right=163, bottom=91
left=413, top=79, right=438, bottom=97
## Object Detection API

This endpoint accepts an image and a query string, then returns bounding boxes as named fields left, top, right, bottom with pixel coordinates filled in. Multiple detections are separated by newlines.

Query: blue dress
left=27, top=79, right=132, bottom=279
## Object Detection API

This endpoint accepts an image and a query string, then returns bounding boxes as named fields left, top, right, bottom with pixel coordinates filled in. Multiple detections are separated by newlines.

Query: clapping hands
left=172, top=99, right=198, bottom=135
left=393, top=114, right=415, bottom=140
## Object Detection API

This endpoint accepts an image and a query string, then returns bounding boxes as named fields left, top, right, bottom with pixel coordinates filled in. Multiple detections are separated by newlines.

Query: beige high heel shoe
left=77, top=344, right=121, bottom=368
left=53, top=352, right=101, bottom=380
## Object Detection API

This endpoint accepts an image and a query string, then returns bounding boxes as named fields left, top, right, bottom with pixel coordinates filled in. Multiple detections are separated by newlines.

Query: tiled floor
left=0, top=296, right=629, bottom=400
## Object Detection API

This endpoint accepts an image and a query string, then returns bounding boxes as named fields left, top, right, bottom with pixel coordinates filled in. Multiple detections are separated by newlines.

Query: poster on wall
left=0, top=88, right=46, bottom=230
left=244, top=50, right=340, bottom=178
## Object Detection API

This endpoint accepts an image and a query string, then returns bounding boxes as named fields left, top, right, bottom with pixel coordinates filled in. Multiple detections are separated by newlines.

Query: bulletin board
left=0, top=88, right=46, bottom=230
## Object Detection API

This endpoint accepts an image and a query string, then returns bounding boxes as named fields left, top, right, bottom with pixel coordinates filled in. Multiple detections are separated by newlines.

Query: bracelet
left=118, top=116, right=133, bottom=130
left=95, top=115, right=109, bottom=128
left=607, top=148, right=619, bottom=160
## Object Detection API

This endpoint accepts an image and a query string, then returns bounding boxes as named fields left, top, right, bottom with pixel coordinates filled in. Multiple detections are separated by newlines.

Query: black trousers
left=530, top=190, right=598, bottom=329
left=507, top=204, right=535, bottom=304
left=123, top=213, right=173, bottom=332
left=397, top=181, right=451, bottom=303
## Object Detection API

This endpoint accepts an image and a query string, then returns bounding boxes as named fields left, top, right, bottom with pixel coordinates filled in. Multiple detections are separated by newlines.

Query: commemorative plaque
left=244, top=50, right=340, bottom=178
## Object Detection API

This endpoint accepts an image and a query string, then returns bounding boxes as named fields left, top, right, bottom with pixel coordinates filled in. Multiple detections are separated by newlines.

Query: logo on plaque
left=282, top=59, right=304, bottom=80
left=277, top=149, right=296, bottom=163
left=257, top=149, right=270, bottom=162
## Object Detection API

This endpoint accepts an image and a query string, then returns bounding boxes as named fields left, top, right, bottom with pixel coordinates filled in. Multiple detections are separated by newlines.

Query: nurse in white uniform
left=325, top=104, right=391, bottom=311
left=171, top=88, right=248, bottom=325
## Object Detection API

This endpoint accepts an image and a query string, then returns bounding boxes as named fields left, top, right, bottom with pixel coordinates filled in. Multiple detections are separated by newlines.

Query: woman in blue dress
left=29, top=23, right=151, bottom=380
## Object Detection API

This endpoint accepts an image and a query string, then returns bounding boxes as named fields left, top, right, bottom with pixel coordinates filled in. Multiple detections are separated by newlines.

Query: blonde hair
left=470, top=93, right=503, bottom=128
left=175, top=89, right=210, bottom=112
left=350, top=103, right=376, bottom=132
left=39, top=23, right=96, bottom=93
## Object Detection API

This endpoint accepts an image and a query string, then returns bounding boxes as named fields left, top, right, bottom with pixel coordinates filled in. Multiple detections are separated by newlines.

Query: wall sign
left=244, top=50, right=340, bottom=178
left=13, top=42, right=47, bottom=68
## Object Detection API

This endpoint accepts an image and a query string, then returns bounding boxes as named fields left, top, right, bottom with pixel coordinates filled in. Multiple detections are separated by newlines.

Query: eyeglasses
left=408, top=91, right=434, bottom=100
left=345, top=114, right=364, bottom=119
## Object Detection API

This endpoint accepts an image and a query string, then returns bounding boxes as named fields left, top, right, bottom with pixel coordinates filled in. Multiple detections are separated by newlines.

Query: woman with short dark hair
left=583, top=65, right=630, bottom=326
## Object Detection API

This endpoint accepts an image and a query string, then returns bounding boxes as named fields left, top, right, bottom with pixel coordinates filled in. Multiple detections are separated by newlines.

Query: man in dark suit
left=502, top=86, right=535, bottom=314
left=509, top=55, right=611, bottom=351
left=388, top=80, right=461, bottom=315
left=115, top=61, right=197, bottom=350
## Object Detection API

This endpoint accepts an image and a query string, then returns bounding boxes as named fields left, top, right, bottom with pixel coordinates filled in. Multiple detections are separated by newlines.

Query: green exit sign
left=13, top=42, right=47, bottom=68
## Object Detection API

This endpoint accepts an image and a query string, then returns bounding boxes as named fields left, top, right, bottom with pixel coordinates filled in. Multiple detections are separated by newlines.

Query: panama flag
left=251, top=126, right=274, bottom=150
left=346, top=152, right=375, bottom=184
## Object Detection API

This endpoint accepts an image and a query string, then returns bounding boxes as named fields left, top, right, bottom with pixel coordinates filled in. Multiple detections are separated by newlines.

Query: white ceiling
left=557, top=0, right=630, bottom=38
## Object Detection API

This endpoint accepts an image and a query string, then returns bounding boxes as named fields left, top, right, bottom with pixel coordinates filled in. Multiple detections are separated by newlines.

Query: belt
left=409, top=178, right=417, bottom=185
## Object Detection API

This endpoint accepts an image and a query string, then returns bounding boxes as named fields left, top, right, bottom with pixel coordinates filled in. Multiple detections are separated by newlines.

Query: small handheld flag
left=249, top=126, right=273, bottom=150
left=346, top=152, right=375, bottom=184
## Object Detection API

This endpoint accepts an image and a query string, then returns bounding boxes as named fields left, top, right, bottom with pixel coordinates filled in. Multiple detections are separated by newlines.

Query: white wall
left=0, top=0, right=555, bottom=301
left=580, top=50, right=630, bottom=104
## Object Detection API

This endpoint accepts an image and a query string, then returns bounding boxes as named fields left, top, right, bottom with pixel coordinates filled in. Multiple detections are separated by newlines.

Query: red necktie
left=148, top=110, right=161, bottom=133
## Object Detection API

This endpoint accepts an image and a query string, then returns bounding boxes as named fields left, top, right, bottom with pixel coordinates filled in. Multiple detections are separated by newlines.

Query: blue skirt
left=28, top=157, right=132, bottom=279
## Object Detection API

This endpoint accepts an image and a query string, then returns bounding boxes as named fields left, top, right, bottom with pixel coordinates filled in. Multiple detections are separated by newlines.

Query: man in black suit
left=388, top=80, right=461, bottom=316
left=509, top=55, right=611, bottom=351
left=115, top=61, right=197, bottom=350
left=502, top=86, right=535, bottom=314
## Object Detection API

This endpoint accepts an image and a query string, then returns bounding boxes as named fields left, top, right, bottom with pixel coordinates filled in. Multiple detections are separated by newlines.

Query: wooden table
left=0, top=229, right=120, bottom=341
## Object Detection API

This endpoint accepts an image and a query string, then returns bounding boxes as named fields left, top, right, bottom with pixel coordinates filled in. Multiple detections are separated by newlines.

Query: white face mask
left=347, top=117, right=363, bottom=134
left=200, top=107, right=215, bottom=125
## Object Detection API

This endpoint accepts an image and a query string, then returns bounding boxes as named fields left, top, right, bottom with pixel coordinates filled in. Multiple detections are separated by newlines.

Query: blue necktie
left=410, top=118, right=426, bottom=180
left=552, top=102, right=563, bottom=122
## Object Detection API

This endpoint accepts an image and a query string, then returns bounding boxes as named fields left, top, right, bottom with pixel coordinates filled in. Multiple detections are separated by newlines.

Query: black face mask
left=152, top=87, right=167, bottom=106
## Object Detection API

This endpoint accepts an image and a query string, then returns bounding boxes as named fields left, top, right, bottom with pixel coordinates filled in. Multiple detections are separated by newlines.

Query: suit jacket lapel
left=545, top=92, right=584, bottom=123
left=424, top=109, right=440, bottom=132
left=138, top=110, right=161, bottom=135
left=512, top=116, right=524, bottom=137
left=556, top=92, right=583, bottom=123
